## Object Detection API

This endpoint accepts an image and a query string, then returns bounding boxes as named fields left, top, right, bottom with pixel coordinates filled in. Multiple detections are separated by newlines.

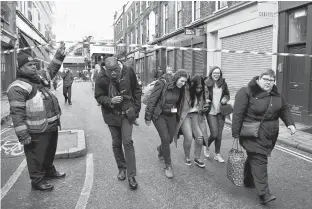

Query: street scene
left=1, top=1, right=312, bottom=209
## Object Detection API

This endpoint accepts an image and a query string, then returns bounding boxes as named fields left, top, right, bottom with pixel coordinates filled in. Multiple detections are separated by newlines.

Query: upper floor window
left=146, top=18, right=150, bottom=42
left=38, top=13, right=41, bottom=31
left=136, top=2, right=139, bottom=18
left=194, top=1, right=200, bottom=20
left=177, top=1, right=182, bottom=28
left=215, top=1, right=228, bottom=11
left=28, top=1, right=32, bottom=22
left=288, top=8, right=307, bottom=44
left=155, top=12, right=158, bottom=26
left=147, top=1, right=151, bottom=8
left=120, top=18, right=123, bottom=30
left=164, top=4, right=169, bottom=34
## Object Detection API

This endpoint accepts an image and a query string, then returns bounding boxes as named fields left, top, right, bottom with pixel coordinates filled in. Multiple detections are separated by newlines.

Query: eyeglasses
left=262, top=78, right=275, bottom=83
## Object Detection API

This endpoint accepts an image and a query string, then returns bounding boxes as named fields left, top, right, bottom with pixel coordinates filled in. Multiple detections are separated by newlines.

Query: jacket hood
left=247, top=76, right=280, bottom=97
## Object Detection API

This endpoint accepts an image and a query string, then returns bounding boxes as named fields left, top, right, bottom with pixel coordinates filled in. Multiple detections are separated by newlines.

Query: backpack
left=142, top=79, right=166, bottom=105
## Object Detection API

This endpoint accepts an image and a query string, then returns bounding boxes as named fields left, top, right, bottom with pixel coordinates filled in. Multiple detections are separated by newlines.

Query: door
left=286, top=46, right=306, bottom=115
left=193, top=43, right=205, bottom=76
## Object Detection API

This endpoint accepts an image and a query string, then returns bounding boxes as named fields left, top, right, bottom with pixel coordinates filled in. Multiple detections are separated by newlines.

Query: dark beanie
left=17, top=53, right=36, bottom=68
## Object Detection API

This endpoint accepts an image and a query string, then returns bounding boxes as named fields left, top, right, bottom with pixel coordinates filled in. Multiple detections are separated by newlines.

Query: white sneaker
left=214, top=154, right=225, bottom=163
left=203, top=146, right=210, bottom=158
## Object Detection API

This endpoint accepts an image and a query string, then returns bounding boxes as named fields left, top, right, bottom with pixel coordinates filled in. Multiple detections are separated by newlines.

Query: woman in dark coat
left=232, top=69, right=296, bottom=205
left=145, top=69, right=188, bottom=179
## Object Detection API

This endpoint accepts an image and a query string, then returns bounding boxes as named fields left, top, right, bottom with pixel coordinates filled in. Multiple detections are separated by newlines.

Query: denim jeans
left=180, top=113, right=207, bottom=159
left=153, top=114, right=177, bottom=166
left=207, top=113, right=225, bottom=154
left=108, top=116, right=136, bottom=178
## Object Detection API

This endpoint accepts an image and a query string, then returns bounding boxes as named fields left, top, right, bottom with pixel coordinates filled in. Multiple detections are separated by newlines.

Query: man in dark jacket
left=7, top=43, right=67, bottom=191
left=61, top=68, right=74, bottom=105
left=94, top=57, right=142, bottom=190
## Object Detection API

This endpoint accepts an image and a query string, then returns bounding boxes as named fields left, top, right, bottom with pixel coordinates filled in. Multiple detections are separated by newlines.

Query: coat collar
left=248, top=76, right=280, bottom=97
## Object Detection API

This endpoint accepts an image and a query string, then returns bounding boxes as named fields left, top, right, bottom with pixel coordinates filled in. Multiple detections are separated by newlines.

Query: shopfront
left=277, top=1, right=312, bottom=125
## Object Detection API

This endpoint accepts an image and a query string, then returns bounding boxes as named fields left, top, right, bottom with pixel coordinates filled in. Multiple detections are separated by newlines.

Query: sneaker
left=214, top=154, right=225, bottom=163
left=165, top=165, right=173, bottom=179
left=194, top=158, right=205, bottom=168
left=185, top=158, right=191, bottom=166
left=203, top=146, right=210, bottom=158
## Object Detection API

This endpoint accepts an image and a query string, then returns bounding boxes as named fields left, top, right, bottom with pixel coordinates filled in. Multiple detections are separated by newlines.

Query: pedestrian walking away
left=145, top=69, right=188, bottom=179
left=61, top=67, right=74, bottom=105
left=232, top=69, right=296, bottom=205
left=203, top=66, right=230, bottom=163
left=94, top=57, right=142, bottom=190
left=174, top=75, right=211, bottom=168
left=91, top=64, right=100, bottom=90
left=6, top=42, right=67, bottom=191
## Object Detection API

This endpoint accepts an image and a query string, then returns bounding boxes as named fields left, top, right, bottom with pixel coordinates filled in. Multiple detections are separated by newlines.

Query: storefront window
left=288, top=8, right=307, bottom=44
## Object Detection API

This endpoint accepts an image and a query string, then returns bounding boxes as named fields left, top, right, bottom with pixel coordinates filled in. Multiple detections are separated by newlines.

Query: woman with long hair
left=203, top=66, right=230, bottom=163
left=175, top=75, right=210, bottom=167
left=145, top=69, right=189, bottom=179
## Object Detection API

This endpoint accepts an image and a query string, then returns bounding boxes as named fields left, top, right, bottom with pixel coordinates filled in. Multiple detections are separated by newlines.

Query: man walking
left=7, top=42, right=67, bottom=191
left=61, top=67, right=74, bottom=105
left=94, top=57, right=142, bottom=190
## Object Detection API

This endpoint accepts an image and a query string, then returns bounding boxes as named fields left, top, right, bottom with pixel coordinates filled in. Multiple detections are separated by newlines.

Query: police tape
left=1, top=42, right=312, bottom=58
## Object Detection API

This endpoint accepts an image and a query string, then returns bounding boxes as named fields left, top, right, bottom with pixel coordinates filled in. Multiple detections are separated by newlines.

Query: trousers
left=63, top=85, right=72, bottom=103
left=24, top=130, right=58, bottom=184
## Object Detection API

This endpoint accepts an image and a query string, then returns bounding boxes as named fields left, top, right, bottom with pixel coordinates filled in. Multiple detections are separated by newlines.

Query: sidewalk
left=225, top=118, right=312, bottom=154
left=1, top=79, right=63, bottom=125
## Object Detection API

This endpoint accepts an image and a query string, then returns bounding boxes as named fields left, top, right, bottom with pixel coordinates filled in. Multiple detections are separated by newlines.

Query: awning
left=20, top=33, right=47, bottom=63
left=38, top=47, right=51, bottom=62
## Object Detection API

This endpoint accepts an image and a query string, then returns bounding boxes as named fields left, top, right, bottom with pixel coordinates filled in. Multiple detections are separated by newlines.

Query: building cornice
left=16, top=10, right=48, bottom=43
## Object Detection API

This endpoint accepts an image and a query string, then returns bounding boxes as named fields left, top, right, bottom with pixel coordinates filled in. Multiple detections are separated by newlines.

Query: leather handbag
left=220, top=104, right=234, bottom=116
left=240, top=96, right=272, bottom=138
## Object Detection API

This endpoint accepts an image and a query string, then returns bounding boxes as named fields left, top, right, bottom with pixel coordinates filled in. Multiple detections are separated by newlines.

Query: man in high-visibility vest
left=7, top=42, right=67, bottom=191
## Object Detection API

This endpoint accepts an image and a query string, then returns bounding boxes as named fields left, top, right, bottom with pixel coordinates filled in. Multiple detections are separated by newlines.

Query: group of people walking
left=7, top=40, right=296, bottom=206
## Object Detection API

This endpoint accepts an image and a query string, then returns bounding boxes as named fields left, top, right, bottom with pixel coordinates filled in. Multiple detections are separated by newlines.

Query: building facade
left=1, top=1, right=18, bottom=93
left=15, top=1, right=55, bottom=69
left=277, top=1, right=312, bottom=125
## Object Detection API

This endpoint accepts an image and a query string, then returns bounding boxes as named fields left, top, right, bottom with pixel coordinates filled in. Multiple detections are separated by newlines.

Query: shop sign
left=258, top=2, right=276, bottom=19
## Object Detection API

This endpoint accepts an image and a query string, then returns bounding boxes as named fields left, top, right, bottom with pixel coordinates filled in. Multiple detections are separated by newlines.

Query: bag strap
left=260, top=96, right=272, bottom=124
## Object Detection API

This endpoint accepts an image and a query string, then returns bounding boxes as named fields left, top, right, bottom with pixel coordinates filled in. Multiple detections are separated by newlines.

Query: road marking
left=1, top=128, right=11, bottom=134
left=1, top=159, right=26, bottom=200
left=275, top=145, right=312, bottom=163
left=75, top=153, right=94, bottom=209
left=224, top=125, right=312, bottom=163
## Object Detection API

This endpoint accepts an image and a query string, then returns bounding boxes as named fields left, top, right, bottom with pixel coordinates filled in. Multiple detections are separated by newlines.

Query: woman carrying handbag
left=232, top=69, right=296, bottom=205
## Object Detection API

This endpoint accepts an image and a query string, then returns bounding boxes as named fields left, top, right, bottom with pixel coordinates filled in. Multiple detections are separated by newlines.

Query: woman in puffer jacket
left=174, top=76, right=210, bottom=168
left=144, top=69, right=188, bottom=179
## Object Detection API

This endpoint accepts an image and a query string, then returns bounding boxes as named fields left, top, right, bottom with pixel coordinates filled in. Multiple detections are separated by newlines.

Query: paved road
left=1, top=82, right=312, bottom=209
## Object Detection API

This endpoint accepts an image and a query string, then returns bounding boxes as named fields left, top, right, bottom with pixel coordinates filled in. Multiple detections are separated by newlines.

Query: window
left=140, top=1, right=143, bottom=14
left=147, top=1, right=151, bottom=8
left=164, top=4, right=169, bottom=34
left=155, top=12, right=158, bottom=26
left=136, top=2, right=139, bottom=18
left=215, top=1, right=228, bottom=11
left=177, top=1, right=182, bottom=28
left=120, top=18, right=123, bottom=30
left=130, top=9, right=133, bottom=23
left=28, top=1, right=32, bottom=21
left=127, top=13, right=130, bottom=26
left=140, top=22, right=144, bottom=44
left=132, top=8, right=135, bottom=23
left=136, top=27, right=139, bottom=44
left=288, top=8, right=307, bottom=43
left=141, top=1, right=145, bottom=12
left=194, top=1, right=200, bottom=20
left=146, top=18, right=149, bottom=42
left=1, top=53, right=6, bottom=73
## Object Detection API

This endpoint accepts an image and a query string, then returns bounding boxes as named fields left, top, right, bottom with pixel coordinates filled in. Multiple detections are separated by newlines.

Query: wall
left=206, top=2, right=278, bottom=75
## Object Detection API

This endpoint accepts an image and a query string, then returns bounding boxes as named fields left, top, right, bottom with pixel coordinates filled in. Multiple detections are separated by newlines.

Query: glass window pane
left=288, top=8, right=307, bottom=43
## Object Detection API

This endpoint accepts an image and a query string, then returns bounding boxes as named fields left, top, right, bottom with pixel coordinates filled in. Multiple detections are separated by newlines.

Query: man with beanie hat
left=7, top=42, right=67, bottom=191
left=94, top=57, right=142, bottom=190
left=61, top=67, right=74, bottom=105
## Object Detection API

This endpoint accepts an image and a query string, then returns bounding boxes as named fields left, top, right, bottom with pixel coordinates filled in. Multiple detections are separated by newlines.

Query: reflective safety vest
left=7, top=80, right=61, bottom=133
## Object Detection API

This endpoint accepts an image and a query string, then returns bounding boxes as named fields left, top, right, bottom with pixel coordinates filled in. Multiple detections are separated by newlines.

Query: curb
left=55, top=129, right=87, bottom=159
left=224, top=120, right=312, bottom=155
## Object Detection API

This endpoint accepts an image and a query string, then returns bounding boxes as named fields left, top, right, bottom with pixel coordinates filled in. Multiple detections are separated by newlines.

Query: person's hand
left=56, top=41, right=66, bottom=56
left=145, top=120, right=151, bottom=126
left=288, top=125, right=296, bottom=135
left=20, top=137, right=31, bottom=145
left=111, top=96, right=123, bottom=104
left=221, top=97, right=228, bottom=105
left=134, top=119, right=139, bottom=126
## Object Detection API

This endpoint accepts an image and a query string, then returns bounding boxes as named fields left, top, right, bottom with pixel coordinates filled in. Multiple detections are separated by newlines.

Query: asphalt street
left=1, top=81, right=312, bottom=209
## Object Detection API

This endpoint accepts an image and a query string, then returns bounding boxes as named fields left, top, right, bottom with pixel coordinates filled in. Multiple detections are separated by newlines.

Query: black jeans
left=108, top=117, right=136, bottom=178
left=63, top=85, right=72, bottom=103
left=207, top=114, right=225, bottom=154
left=24, top=130, right=58, bottom=184
left=153, top=114, right=177, bottom=166
left=245, top=152, right=269, bottom=196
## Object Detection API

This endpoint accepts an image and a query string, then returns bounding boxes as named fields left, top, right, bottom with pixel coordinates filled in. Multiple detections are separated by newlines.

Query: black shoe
left=117, top=170, right=126, bottom=181
left=128, top=177, right=138, bottom=190
left=69, top=102, right=72, bottom=105
left=194, top=158, right=205, bottom=168
left=259, top=193, right=276, bottom=205
left=45, top=171, right=66, bottom=179
left=32, top=180, right=54, bottom=191
left=65, top=98, right=67, bottom=104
